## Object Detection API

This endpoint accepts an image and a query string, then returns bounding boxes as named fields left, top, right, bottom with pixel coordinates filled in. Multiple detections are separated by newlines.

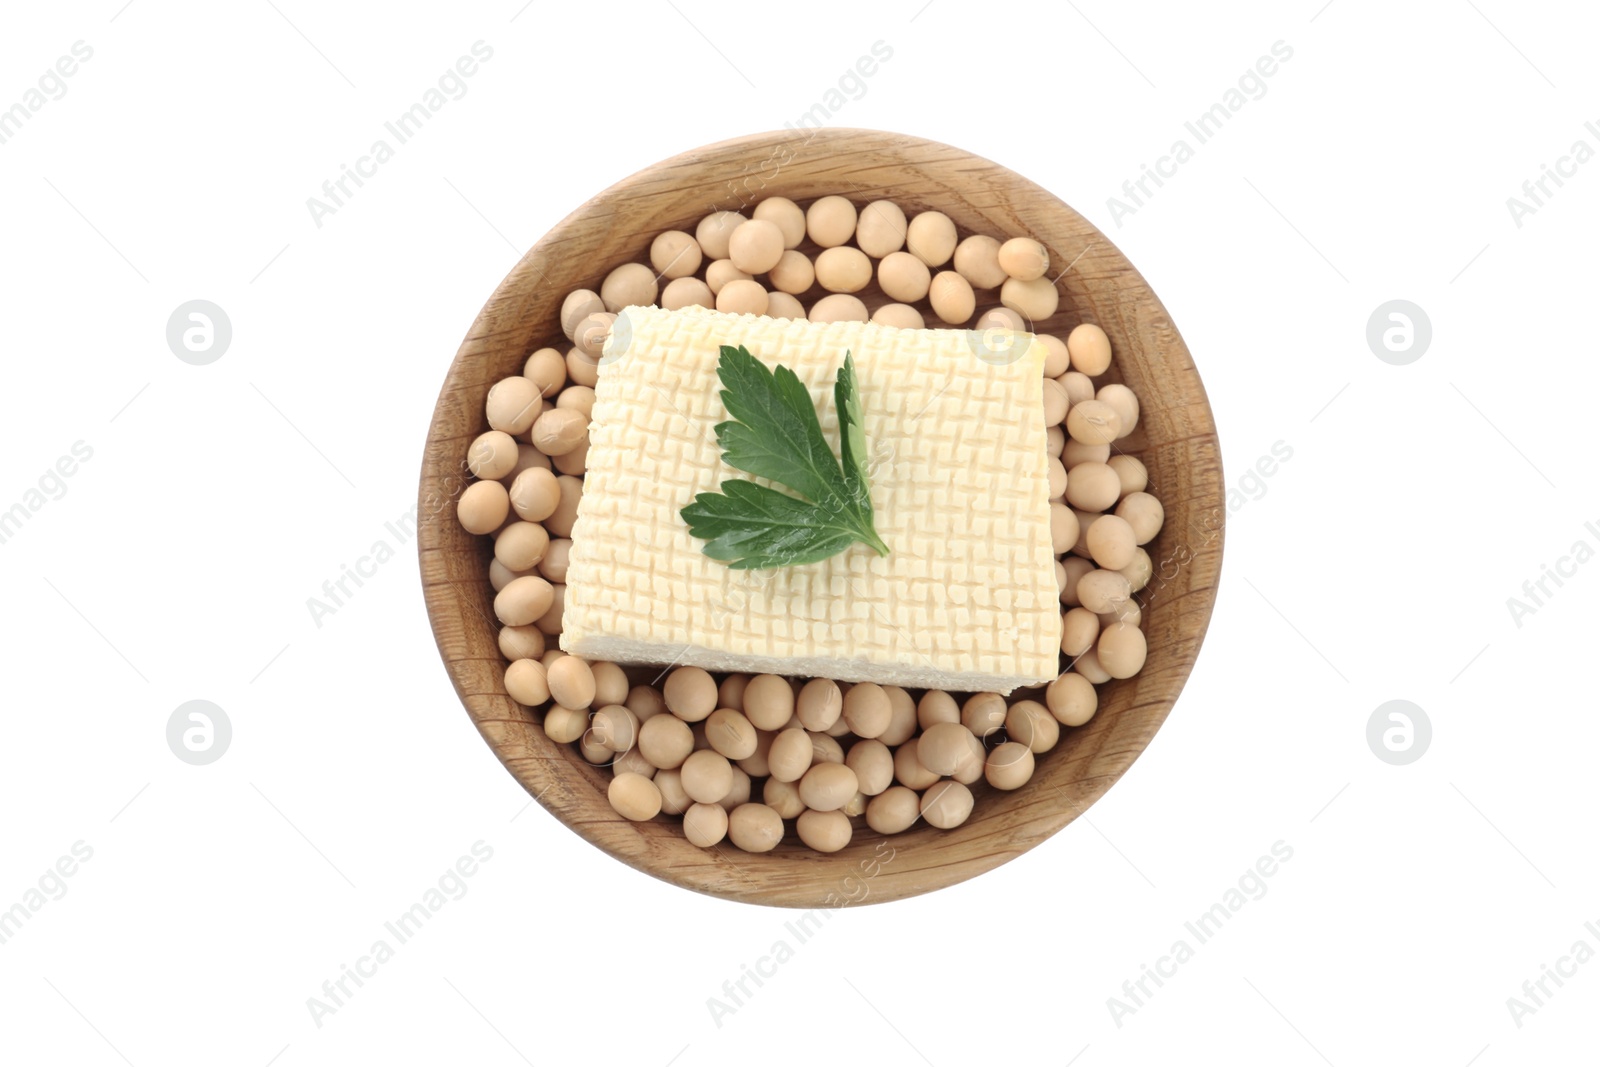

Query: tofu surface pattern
left=561, top=304, right=1061, bottom=693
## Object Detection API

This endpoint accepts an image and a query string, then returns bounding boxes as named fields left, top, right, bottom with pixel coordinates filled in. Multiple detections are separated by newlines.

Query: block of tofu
left=560, top=304, right=1061, bottom=693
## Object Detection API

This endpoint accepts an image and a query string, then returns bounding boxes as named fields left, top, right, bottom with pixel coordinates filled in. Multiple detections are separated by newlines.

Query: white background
left=1, top=1, right=1594, bottom=1064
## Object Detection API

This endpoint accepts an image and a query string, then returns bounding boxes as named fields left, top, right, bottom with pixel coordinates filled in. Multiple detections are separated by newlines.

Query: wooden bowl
left=420, top=129, right=1223, bottom=907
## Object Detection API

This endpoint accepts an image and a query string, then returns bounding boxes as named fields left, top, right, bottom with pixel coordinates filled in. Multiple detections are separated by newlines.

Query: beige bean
left=1098, top=622, right=1148, bottom=678
left=845, top=739, right=894, bottom=795
left=1086, top=514, right=1138, bottom=569
left=530, top=407, right=588, bottom=457
left=920, top=781, right=975, bottom=828
left=879, top=685, right=918, bottom=746
left=768, top=727, right=814, bottom=783
left=998, top=237, right=1048, bottom=281
left=753, top=197, right=806, bottom=247
left=681, top=749, right=734, bottom=804
left=706, top=708, right=758, bottom=760
left=842, top=682, right=892, bottom=738
left=591, top=704, right=639, bottom=753
left=705, top=258, right=752, bottom=295
left=743, top=674, right=795, bottom=731
left=1116, top=492, right=1164, bottom=544
left=906, top=210, right=957, bottom=267
left=727, top=803, right=784, bottom=852
left=962, top=692, right=1008, bottom=738
left=797, top=762, right=858, bottom=812
left=808, top=293, right=869, bottom=323
left=1077, top=568, right=1132, bottom=614
left=655, top=769, right=692, bottom=814
left=486, top=376, right=543, bottom=434
left=582, top=297, right=637, bottom=351
left=523, top=347, right=567, bottom=397
left=727, top=218, right=785, bottom=275
left=1066, top=400, right=1123, bottom=446
left=767, top=249, right=815, bottom=294
left=1042, top=379, right=1070, bottom=426
left=1120, top=548, right=1153, bottom=592
left=661, top=276, right=715, bottom=310
left=953, top=234, right=1008, bottom=289
left=795, top=677, right=843, bottom=731
left=544, top=475, right=582, bottom=537
left=626, top=684, right=667, bottom=722
left=918, top=721, right=974, bottom=776
left=458, top=480, right=510, bottom=535
left=765, top=291, right=806, bottom=320
left=1050, top=502, right=1081, bottom=555
left=1058, top=370, right=1096, bottom=407
left=809, top=731, right=845, bottom=765
left=608, top=773, right=661, bottom=821
left=649, top=230, right=702, bottom=279
left=683, top=802, right=729, bottom=847
left=805, top=196, right=857, bottom=247
left=467, top=430, right=519, bottom=480
left=664, top=666, right=718, bottom=722
left=796, top=809, right=852, bottom=852
left=855, top=200, right=907, bottom=257
left=600, top=262, right=657, bottom=312
left=878, top=251, right=931, bottom=302
left=533, top=584, right=565, bottom=636
left=560, top=290, right=604, bottom=341
left=1097, top=383, right=1139, bottom=437
left=1005, top=699, right=1060, bottom=754
left=639, top=713, right=694, bottom=769
left=537, top=538, right=571, bottom=583
left=929, top=270, right=976, bottom=324
left=1065, top=462, right=1122, bottom=512
left=716, top=279, right=769, bottom=316
left=738, top=730, right=775, bottom=778
left=586, top=662, right=627, bottom=708
left=565, top=346, right=599, bottom=388
left=546, top=655, right=596, bottom=709
left=695, top=210, right=746, bottom=260
left=498, top=625, right=545, bottom=662
left=544, top=705, right=587, bottom=743
left=1063, top=439, right=1111, bottom=467
left=1039, top=334, right=1071, bottom=377
left=866, top=786, right=922, bottom=834
left=1059, top=556, right=1096, bottom=607
left=870, top=303, right=925, bottom=329
left=763, top=776, right=806, bottom=819
left=1067, top=323, right=1113, bottom=375
left=494, top=522, right=550, bottom=571
left=917, top=689, right=960, bottom=729
left=504, top=659, right=550, bottom=706
left=494, top=575, right=554, bottom=626
left=985, top=742, right=1035, bottom=790
left=717, top=674, right=750, bottom=712
left=1001, top=275, right=1059, bottom=320
left=893, top=742, right=939, bottom=789
left=612, top=748, right=657, bottom=779
left=1061, top=607, right=1102, bottom=657
left=1108, top=455, right=1150, bottom=497
left=815, top=246, right=873, bottom=293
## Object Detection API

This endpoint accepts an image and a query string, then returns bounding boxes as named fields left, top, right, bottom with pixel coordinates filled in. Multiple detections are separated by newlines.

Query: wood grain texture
left=418, top=129, right=1224, bottom=908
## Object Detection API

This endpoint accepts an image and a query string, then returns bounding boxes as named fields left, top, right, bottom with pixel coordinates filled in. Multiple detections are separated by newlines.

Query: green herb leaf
left=834, top=352, right=873, bottom=516
left=681, top=345, right=889, bottom=569
left=682, top=481, right=862, bottom=570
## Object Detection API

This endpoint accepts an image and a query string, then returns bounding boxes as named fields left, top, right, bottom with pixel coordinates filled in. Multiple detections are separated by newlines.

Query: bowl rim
left=418, top=127, right=1224, bottom=908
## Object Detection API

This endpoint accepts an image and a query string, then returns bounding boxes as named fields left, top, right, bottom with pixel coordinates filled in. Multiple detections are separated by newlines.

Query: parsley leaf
left=681, top=345, right=890, bottom=570
left=835, top=349, right=873, bottom=517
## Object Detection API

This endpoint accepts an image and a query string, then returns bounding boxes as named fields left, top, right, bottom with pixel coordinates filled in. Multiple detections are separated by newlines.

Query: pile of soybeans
left=455, top=194, right=1162, bottom=854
